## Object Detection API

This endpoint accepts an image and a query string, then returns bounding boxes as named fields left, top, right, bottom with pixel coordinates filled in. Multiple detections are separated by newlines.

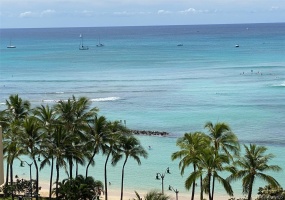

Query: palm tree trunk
left=200, top=175, right=203, bottom=200
left=76, top=161, right=78, bottom=177
left=10, top=160, right=14, bottom=200
left=247, top=176, right=255, bottom=200
left=69, top=158, right=73, bottom=179
left=55, top=163, right=60, bottom=199
left=86, top=150, right=96, bottom=178
left=208, top=173, right=212, bottom=200
left=191, top=164, right=196, bottom=200
left=49, top=157, right=54, bottom=200
left=5, top=162, right=9, bottom=186
left=33, top=157, right=39, bottom=200
left=120, top=156, right=128, bottom=200
left=211, top=175, right=215, bottom=200
left=104, top=151, right=111, bottom=200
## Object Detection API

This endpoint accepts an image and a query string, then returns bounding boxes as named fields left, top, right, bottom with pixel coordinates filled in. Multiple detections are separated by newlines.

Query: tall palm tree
left=54, top=96, right=97, bottom=179
left=228, top=144, right=281, bottom=200
left=3, top=132, right=25, bottom=199
left=185, top=147, right=233, bottom=200
left=20, top=116, right=43, bottom=200
left=48, top=125, right=73, bottom=199
left=33, top=105, right=57, bottom=200
left=85, top=115, right=108, bottom=178
left=171, top=132, right=210, bottom=200
left=1, top=95, right=30, bottom=200
left=104, top=120, right=129, bottom=200
left=113, top=135, right=148, bottom=200
left=204, top=121, right=240, bottom=159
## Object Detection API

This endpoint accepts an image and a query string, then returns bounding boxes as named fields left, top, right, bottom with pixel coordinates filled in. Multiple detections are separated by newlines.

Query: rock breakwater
left=131, top=130, right=169, bottom=136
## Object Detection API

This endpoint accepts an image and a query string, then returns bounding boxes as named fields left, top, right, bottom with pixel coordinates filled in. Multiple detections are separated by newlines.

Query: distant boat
left=177, top=44, right=183, bottom=46
left=7, top=39, right=16, bottom=48
left=96, top=36, right=104, bottom=47
left=235, top=44, right=239, bottom=48
left=79, top=34, right=89, bottom=50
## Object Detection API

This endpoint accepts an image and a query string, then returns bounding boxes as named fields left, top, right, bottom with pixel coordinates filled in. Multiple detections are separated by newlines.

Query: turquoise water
left=1, top=23, right=285, bottom=198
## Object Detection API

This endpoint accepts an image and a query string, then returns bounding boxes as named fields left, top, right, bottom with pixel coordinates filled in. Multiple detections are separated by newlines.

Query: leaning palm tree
left=103, top=120, right=129, bottom=200
left=85, top=115, right=108, bottom=178
left=228, top=144, right=281, bottom=200
left=113, top=135, right=148, bottom=200
left=171, top=132, right=210, bottom=200
left=204, top=121, right=240, bottom=159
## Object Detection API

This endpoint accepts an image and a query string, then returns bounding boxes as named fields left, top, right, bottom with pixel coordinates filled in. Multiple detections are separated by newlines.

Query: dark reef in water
left=131, top=130, right=169, bottom=136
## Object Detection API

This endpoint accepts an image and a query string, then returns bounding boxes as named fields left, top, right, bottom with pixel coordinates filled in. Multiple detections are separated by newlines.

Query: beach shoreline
left=35, top=180, right=251, bottom=200
left=38, top=186, right=235, bottom=200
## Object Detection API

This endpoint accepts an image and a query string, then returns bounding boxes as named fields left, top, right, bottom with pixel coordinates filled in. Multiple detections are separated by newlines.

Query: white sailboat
left=7, top=39, right=16, bottom=48
left=79, top=34, right=89, bottom=50
left=96, top=36, right=104, bottom=47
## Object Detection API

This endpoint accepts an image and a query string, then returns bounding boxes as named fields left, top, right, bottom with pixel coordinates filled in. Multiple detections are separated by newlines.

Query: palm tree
left=114, top=135, right=148, bottom=200
left=171, top=132, right=210, bottom=200
left=3, top=131, right=25, bottom=199
left=204, top=121, right=240, bottom=159
left=104, top=120, right=129, bottom=200
left=185, top=147, right=233, bottom=200
left=228, top=144, right=281, bottom=200
left=5, top=94, right=30, bottom=121
left=20, top=116, right=43, bottom=200
left=85, top=115, right=108, bottom=177
left=54, top=96, right=97, bottom=179
left=1, top=95, right=30, bottom=200
left=33, top=105, right=57, bottom=200
left=49, top=125, right=71, bottom=199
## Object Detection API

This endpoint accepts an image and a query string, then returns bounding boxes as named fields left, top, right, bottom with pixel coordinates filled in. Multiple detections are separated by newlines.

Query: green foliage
left=133, top=190, right=170, bottom=200
left=0, top=179, right=38, bottom=197
left=53, top=175, right=103, bottom=200
left=256, top=185, right=285, bottom=200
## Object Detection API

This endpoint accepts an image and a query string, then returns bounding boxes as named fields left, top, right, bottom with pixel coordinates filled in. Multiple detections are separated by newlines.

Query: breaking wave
left=90, top=97, right=120, bottom=102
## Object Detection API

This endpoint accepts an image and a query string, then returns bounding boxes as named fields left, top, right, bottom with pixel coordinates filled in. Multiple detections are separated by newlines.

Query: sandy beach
left=39, top=189, right=233, bottom=200
left=38, top=182, right=234, bottom=200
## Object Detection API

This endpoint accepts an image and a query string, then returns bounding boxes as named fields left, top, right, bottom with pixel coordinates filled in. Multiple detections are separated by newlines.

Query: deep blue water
left=0, top=23, right=285, bottom=198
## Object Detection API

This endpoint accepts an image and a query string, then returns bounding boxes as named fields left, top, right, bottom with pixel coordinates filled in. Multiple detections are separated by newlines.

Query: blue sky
left=0, top=0, right=284, bottom=28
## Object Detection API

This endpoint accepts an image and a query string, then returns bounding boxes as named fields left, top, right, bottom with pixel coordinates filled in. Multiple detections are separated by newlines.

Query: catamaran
left=79, top=34, right=89, bottom=50
left=96, top=36, right=104, bottom=47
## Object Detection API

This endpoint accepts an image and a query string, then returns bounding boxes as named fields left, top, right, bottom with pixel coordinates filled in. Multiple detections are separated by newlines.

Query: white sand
left=39, top=183, right=233, bottom=200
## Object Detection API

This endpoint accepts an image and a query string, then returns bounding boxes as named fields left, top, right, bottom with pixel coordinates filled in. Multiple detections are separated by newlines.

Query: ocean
left=0, top=23, right=285, bottom=199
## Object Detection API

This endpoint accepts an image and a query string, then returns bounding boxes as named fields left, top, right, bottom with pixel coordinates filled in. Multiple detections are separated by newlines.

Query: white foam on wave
left=272, top=81, right=285, bottom=87
left=55, top=92, right=64, bottom=94
left=42, top=99, right=60, bottom=103
left=41, top=97, right=120, bottom=103
left=0, top=102, right=5, bottom=105
left=90, top=97, right=120, bottom=102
